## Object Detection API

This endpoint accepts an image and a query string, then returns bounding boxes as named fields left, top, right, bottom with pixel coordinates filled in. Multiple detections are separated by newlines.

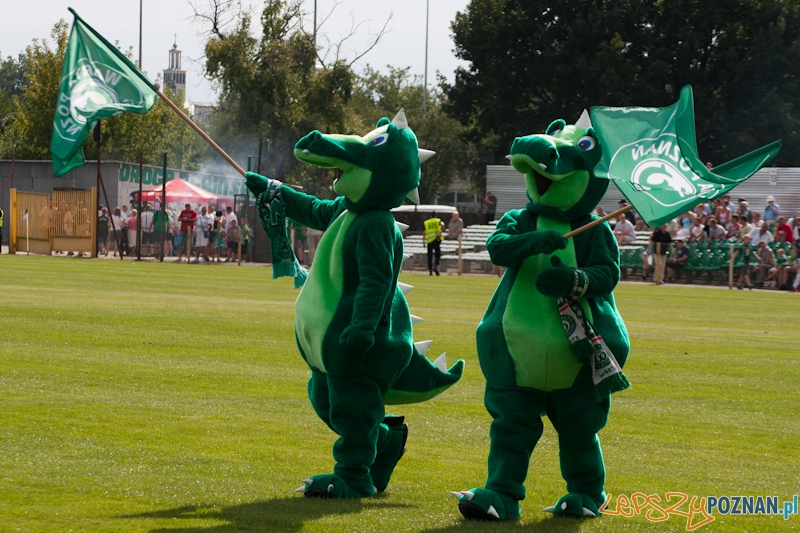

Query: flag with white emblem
left=51, top=9, right=157, bottom=176
left=589, top=85, right=781, bottom=227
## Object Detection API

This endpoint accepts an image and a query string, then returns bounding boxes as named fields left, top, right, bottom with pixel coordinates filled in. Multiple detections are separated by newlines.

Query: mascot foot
left=450, top=488, right=520, bottom=521
left=543, top=492, right=601, bottom=518
left=371, top=416, right=409, bottom=492
left=295, top=474, right=375, bottom=499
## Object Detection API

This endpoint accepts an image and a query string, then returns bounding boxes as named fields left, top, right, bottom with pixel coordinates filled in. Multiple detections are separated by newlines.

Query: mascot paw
left=532, top=230, right=568, bottom=256
left=371, top=416, right=408, bottom=492
left=544, top=492, right=601, bottom=518
left=296, top=474, right=375, bottom=499
left=245, top=171, right=281, bottom=200
left=450, top=488, right=520, bottom=521
left=535, top=256, right=575, bottom=298
left=340, top=326, right=376, bottom=351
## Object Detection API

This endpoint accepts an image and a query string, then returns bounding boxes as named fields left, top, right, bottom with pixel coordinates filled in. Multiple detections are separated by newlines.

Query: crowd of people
left=97, top=202, right=254, bottom=263
left=608, top=195, right=800, bottom=291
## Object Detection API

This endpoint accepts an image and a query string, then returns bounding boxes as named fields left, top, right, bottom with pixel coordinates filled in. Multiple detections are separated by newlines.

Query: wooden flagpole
left=563, top=204, right=634, bottom=239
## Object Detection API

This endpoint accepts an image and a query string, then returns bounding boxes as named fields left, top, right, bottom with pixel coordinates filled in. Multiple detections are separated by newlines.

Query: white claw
left=460, top=490, right=475, bottom=501
left=418, top=148, right=436, bottom=163
left=450, top=491, right=463, bottom=500
left=487, top=505, right=500, bottom=519
left=410, top=314, right=422, bottom=325
left=433, top=352, right=447, bottom=372
left=392, top=108, right=409, bottom=129
left=327, top=484, right=334, bottom=493
left=415, top=340, right=432, bottom=355
left=505, top=154, right=512, bottom=160
left=543, top=506, right=555, bottom=513
left=583, top=507, right=597, bottom=518
left=302, top=149, right=310, bottom=153
left=538, top=163, right=548, bottom=170
left=303, top=478, right=313, bottom=485
left=396, top=221, right=409, bottom=232
left=398, top=282, right=413, bottom=295
left=406, top=187, right=420, bottom=205
left=561, top=502, right=568, bottom=511
left=575, top=109, right=593, bottom=129
left=295, top=485, right=307, bottom=492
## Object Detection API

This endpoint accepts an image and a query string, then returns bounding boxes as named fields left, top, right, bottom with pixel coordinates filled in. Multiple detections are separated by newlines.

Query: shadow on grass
left=125, top=495, right=411, bottom=533
left=420, top=515, right=587, bottom=533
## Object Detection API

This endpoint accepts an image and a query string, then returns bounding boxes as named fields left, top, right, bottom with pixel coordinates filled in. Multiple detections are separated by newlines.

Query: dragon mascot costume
left=453, top=111, right=630, bottom=521
left=246, top=109, right=464, bottom=499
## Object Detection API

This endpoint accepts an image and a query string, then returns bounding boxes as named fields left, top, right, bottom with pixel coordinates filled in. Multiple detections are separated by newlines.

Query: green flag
left=590, top=85, right=781, bottom=227
left=51, top=9, right=157, bottom=177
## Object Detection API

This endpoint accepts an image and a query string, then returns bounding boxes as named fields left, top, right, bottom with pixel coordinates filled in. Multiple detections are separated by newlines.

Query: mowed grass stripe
left=1, top=255, right=799, bottom=532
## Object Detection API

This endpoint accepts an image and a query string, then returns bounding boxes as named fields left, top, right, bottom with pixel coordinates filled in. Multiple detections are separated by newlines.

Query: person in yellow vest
left=423, top=211, right=445, bottom=276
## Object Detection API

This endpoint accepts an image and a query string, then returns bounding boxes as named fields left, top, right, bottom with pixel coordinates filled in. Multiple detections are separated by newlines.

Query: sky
left=2, top=0, right=472, bottom=103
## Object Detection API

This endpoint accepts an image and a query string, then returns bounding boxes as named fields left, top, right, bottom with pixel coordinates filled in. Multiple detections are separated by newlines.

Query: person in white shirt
left=140, top=204, right=155, bottom=255
left=614, top=215, right=636, bottom=244
left=194, top=206, right=214, bottom=262
left=224, top=206, right=238, bottom=232
left=748, top=224, right=774, bottom=246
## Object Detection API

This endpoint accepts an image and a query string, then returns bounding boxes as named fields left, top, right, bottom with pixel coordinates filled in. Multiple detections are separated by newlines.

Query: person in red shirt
left=774, top=216, right=793, bottom=243
left=178, top=204, right=198, bottom=262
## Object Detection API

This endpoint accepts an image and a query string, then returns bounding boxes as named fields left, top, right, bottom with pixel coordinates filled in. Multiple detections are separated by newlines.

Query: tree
left=445, top=0, right=800, bottom=168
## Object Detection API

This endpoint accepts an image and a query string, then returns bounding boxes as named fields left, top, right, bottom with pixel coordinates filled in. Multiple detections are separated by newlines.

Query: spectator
left=715, top=197, right=732, bottom=227
left=634, top=214, right=647, bottom=232
left=140, top=203, right=155, bottom=256
left=292, top=221, right=307, bottom=265
left=224, top=206, right=238, bottom=232
left=446, top=211, right=464, bottom=240
left=705, top=217, right=725, bottom=241
left=121, top=204, right=130, bottom=223
left=666, top=217, right=679, bottom=237
left=666, top=238, right=691, bottom=281
left=790, top=244, right=800, bottom=293
left=693, top=203, right=708, bottom=225
left=689, top=218, right=705, bottom=242
left=724, top=217, right=741, bottom=240
left=177, top=204, right=197, bottom=262
left=614, top=215, right=636, bottom=244
left=595, top=205, right=606, bottom=217
left=774, top=216, right=793, bottom=243
left=97, top=208, right=109, bottom=256
left=738, top=215, right=753, bottom=238
left=754, top=241, right=775, bottom=287
left=736, top=234, right=754, bottom=290
left=751, top=212, right=764, bottom=228
left=650, top=224, right=672, bottom=285
left=736, top=199, right=751, bottom=223
left=127, top=209, right=138, bottom=257
left=793, top=215, right=800, bottom=244
left=748, top=223, right=774, bottom=246
left=769, top=248, right=790, bottom=289
left=764, top=195, right=781, bottom=226
left=423, top=211, right=444, bottom=276
left=226, top=219, right=241, bottom=263
left=619, top=199, right=637, bottom=224
left=109, top=207, right=125, bottom=257
left=241, top=217, right=254, bottom=263
left=193, top=206, right=213, bottom=263
left=212, top=210, right=226, bottom=261
left=151, top=206, right=170, bottom=257
left=482, top=191, right=497, bottom=224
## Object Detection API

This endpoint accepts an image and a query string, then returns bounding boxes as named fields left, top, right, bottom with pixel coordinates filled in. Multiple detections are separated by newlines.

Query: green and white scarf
left=255, top=183, right=307, bottom=289
left=557, top=270, right=630, bottom=400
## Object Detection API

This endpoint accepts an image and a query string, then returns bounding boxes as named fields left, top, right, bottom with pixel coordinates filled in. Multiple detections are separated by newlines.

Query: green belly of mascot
left=453, top=112, right=630, bottom=521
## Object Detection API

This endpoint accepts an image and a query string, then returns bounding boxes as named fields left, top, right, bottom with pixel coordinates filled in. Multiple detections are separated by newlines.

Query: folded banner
left=51, top=9, right=157, bottom=177
left=590, top=85, right=781, bottom=227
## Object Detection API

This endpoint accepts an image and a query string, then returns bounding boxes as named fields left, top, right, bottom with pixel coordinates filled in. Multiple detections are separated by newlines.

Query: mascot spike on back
left=245, top=109, right=465, bottom=499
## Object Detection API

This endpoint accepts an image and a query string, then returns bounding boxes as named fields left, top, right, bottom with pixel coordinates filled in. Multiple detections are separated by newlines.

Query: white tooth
left=561, top=502, right=568, bottom=510
left=396, top=221, right=409, bottom=232
left=391, top=108, right=409, bottom=129
left=574, top=109, right=593, bottom=129
left=487, top=505, right=500, bottom=518
left=410, top=314, right=422, bottom=325
left=433, top=353, right=447, bottom=372
left=302, top=149, right=310, bottom=153
left=450, top=491, right=463, bottom=500
left=398, top=282, right=413, bottom=295
left=373, top=485, right=378, bottom=494
left=406, top=187, right=420, bottom=204
left=538, top=163, right=547, bottom=170
left=505, top=154, right=512, bottom=160
left=295, top=485, right=307, bottom=492
left=303, top=479, right=313, bottom=485
left=415, top=340, right=432, bottom=355
left=327, top=484, right=334, bottom=493
left=543, top=506, right=555, bottom=513
left=583, top=507, right=597, bottom=517
left=418, top=148, right=436, bottom=163
left=460, top=490, right=474, bottom=501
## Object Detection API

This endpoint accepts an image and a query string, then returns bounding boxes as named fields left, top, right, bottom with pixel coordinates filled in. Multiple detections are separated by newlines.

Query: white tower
left=163, top=36, right=186, bottom=98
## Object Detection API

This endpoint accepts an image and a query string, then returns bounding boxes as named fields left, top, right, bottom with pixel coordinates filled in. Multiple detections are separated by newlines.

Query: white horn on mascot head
left=392, top=108, right=409, bottom=130
left=575, top=109, right=593, bottom=129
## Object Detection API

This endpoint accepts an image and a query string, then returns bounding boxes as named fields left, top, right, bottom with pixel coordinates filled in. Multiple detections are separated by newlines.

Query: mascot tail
left=382, top=275, right=465, bottom=405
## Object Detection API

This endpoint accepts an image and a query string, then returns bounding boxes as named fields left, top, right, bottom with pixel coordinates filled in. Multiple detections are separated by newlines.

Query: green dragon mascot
left=245, top=109, right=464, bottom=499
left=453, top=111, right=630, bottom=521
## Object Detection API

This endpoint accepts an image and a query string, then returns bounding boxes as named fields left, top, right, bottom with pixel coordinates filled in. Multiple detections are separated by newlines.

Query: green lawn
left=1, top=255, right=799, bottom=532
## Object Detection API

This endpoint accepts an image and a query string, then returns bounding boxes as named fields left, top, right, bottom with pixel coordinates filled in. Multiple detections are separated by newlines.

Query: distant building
left=163, top=37, right=185, bottom=98
left=184, top=101, right=217, bottom=122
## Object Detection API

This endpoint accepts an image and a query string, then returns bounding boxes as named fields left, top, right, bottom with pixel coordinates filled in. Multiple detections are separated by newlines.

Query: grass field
left=2, top=255, right=799, bottom=533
